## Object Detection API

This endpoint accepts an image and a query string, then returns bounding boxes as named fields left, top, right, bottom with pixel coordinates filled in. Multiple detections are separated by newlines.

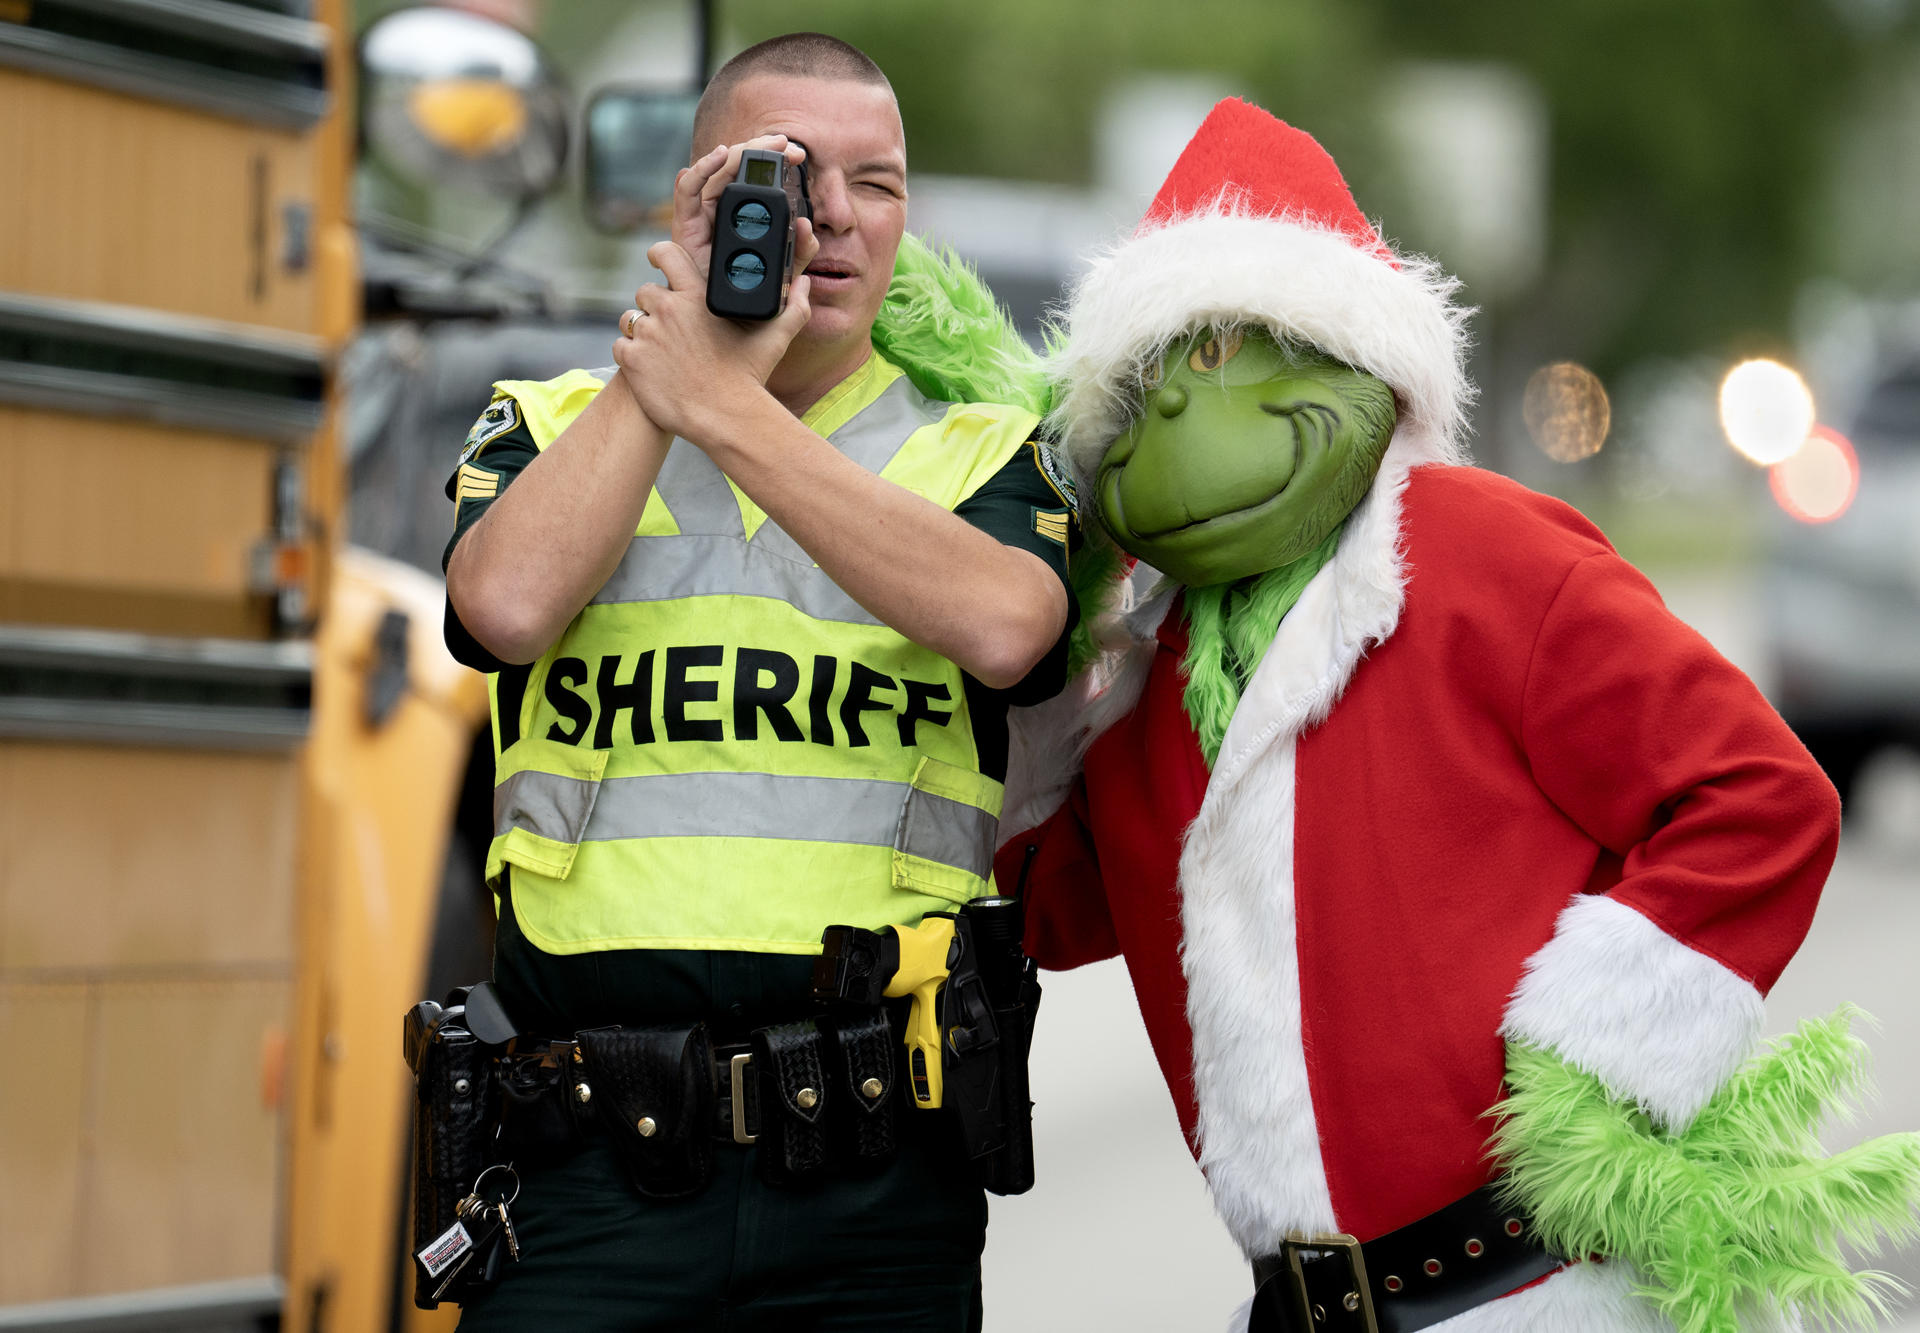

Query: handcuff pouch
left=576, top=1023, right=715, bottom=1199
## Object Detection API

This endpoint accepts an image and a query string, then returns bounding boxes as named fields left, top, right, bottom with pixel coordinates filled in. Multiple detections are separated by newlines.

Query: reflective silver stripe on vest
left=896, top=785, right=996, bottom=876
left=495, top=766, right=597, bottom=846
left=592, top=371, right=948, bottom=606
left=584, top=365, right=751, bottom=539
left=653, top=437, right=748, bottom=537
left=592, top=533, right=881, bottom=624
left=493, top=769, right=998, bottom=881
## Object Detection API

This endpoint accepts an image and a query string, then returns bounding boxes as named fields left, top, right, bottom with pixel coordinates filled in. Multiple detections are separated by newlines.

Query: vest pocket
left=486, top=739, right=610, bottom=884
left=890, top=756, right=1004, bottom=905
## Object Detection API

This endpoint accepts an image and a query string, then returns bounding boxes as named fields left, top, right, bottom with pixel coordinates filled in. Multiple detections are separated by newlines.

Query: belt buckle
left=728, top=1051, right=756, bottom=1145
left=1282, top=1231, right=1376, bottom=1332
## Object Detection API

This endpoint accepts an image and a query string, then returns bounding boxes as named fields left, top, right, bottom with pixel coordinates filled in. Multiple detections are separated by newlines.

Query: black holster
left=982, top=958, right=1041, bottom=1195
left=403, top=993, right=499, bottom=1309
left=940, top=899, right=1042, bottom=1196
left=813, top=901, right=1041, bottom=1195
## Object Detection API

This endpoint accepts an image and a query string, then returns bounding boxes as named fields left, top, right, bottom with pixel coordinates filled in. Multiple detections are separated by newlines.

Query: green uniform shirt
left=442, top=390, right=1079, bottom=1034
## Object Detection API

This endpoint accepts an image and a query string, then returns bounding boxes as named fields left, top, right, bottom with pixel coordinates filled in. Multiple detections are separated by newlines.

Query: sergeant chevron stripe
left=455, top=463, right=499, bottom=502
left=1032, top=510, right=1069, bottom=544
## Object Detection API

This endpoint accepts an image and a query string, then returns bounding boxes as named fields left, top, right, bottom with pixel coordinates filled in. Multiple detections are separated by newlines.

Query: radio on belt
left=705, top=148, right=812, bottom=322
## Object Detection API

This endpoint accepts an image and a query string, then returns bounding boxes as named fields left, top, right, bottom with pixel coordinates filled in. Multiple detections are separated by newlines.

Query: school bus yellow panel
left=0, top=69, right=322, bottom=334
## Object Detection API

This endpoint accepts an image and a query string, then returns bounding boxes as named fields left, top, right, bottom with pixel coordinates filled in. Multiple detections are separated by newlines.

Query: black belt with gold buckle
left=1248, top=1185, right=1564, bottom=1333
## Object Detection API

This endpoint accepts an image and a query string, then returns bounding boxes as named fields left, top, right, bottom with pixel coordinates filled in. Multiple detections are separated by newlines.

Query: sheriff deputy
left=439, top=33, right=1076, bottom=1332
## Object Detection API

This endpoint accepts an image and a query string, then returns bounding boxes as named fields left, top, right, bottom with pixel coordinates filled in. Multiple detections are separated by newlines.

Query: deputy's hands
left=672, top=134, right=809, bottom=280
left=611, top=236, right=816, bottom=442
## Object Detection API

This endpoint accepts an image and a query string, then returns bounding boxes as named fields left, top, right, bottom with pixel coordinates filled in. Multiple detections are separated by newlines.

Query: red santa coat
left=1001, top=457, right=1839, bottom=1329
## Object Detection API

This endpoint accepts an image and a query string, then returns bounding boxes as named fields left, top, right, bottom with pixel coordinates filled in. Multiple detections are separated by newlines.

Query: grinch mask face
left=1095, top=328, right=1398, bottom=588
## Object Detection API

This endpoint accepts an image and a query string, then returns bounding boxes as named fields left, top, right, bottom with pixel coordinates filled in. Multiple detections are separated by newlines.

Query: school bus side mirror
left=582, top=86, right=701, bottom=235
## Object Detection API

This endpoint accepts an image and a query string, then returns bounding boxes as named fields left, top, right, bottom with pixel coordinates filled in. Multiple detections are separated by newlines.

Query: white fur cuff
left=1500, top=894, right=1763, bottom=1131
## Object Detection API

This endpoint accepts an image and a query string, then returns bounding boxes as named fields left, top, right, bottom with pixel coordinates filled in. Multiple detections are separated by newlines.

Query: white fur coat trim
left=1182, top=438, right=1442, bottom=1256
left=1500, top=892, right=1765, bottom=1132
left=1047, top=207, right=1474, bottom=499
left=1183, top=728, right=1335, bottom=1251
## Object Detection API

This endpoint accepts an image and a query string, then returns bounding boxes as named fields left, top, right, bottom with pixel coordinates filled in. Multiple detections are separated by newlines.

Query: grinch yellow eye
left=1189, top=328, right=1244, bottom=373
left=1140, top=356, right=1166, bottom=391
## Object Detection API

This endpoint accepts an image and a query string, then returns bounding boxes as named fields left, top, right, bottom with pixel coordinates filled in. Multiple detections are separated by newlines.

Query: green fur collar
left=1180, top=523, right=1344, bottom=766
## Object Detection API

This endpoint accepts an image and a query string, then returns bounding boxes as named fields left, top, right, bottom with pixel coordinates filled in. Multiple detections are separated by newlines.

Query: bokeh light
left=1769, top=425, right=1858, bottom=523
left=1718, top=358, right=1815, bottom=465
left=1521, top=361, right=1610, bottom=462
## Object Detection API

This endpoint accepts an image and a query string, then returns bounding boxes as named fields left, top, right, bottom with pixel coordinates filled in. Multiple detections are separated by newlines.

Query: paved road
left=981, top=569, right=1920, bottom=1331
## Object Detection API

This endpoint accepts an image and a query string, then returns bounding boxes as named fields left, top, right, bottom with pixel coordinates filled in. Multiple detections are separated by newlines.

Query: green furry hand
left=1489, top=1008, right=1920, bottom=1333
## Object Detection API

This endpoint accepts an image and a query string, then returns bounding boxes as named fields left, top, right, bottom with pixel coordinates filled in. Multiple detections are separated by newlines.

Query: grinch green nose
left=1154, top=384, right=1189, bottom=418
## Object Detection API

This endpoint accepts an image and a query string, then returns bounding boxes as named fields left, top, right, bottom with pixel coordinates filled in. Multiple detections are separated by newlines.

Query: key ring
left=472, top=1163, right=520, bottom=1208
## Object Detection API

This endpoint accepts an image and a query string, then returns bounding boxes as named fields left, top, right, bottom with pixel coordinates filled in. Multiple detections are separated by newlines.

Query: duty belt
left=514, top=1036, right=779, bottom=1147
left=492, top=1006, right=904, bottom=1197
left=708, top=1026, right=890, bottom=1150
left=1248, top=1184, right=1564, bottom=1333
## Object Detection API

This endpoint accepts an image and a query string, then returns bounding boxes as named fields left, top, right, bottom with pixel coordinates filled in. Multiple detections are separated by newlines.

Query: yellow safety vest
left=483, top=352, right=1037, bottom=955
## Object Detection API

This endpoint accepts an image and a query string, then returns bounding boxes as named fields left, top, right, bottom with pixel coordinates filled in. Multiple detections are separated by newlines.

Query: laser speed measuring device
left=705, top=148, right=811, bottom=321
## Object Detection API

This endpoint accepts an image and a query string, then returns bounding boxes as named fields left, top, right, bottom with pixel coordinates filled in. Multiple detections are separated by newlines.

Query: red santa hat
left=1049, top=98, right=1474, bottom=486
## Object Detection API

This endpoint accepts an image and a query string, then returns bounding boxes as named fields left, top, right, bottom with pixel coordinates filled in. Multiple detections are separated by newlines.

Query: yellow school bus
left=0, top=1, right=490, bottom=1327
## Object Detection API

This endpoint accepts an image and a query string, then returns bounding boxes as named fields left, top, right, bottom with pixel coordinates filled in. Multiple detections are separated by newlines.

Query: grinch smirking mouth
left=1000, top=98, right=1920, bottom=1333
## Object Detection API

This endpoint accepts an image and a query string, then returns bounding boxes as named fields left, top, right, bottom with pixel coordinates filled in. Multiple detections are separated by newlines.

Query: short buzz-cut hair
left=691, top=32, right=893, bottom=160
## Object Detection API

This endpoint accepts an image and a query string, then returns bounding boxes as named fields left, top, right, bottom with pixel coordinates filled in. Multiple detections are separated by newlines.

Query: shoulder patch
left=1034, top=442, right=1078, bottom=508
left=459, top=397, right=521, bottom=465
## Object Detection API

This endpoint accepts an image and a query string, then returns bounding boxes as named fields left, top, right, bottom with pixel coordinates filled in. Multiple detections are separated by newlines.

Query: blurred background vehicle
left=1764, top=351, right=1920, bottom=805
left=3, top=0, right=1918, bottom=1330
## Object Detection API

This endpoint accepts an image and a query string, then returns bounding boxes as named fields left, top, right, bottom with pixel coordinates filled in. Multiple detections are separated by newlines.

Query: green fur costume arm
left=1490, top=1009, right=1920, bottom=1333
left=873, top=234, right=1048, bottom=417
left=874, top=234, right=1127, bottom=673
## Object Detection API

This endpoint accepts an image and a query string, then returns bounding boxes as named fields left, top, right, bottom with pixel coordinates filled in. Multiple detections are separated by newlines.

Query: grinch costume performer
left=998, top=99, right=1920, bottom=1333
